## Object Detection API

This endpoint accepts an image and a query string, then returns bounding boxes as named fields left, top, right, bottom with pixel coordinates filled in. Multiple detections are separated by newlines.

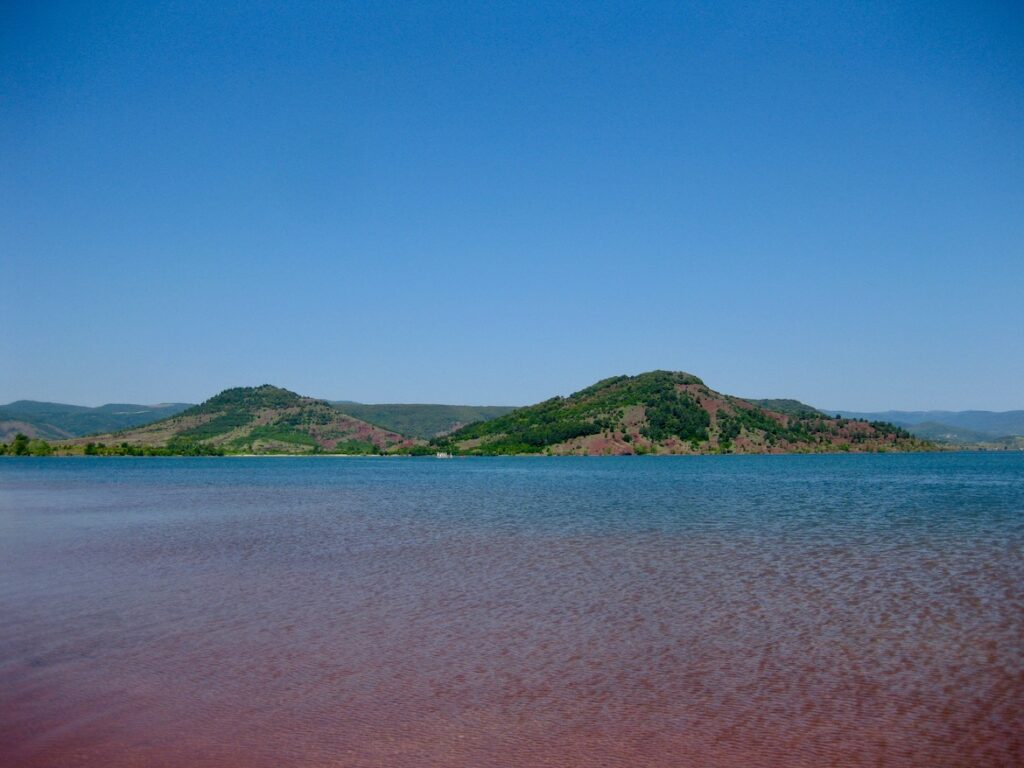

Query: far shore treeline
left=0, top=432, right=436, bottom=458
left=0, top=371, right=950, bottom=457
left=0, top=435, right=226, bottom=457
left=1, top=433, right=55, bottom=456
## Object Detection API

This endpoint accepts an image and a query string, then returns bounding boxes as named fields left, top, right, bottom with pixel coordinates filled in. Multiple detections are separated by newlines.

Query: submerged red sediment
left=1, top=457, right=1022, bottom=767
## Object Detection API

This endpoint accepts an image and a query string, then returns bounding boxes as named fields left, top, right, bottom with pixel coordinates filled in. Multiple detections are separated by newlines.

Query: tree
left=12, top=433, right=29, bottom=456
left=27, top=439, right=53, bottom=456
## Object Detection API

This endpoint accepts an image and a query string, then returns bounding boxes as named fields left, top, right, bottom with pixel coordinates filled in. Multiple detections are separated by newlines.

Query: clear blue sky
left=2, top=1, right=1021, bottom=409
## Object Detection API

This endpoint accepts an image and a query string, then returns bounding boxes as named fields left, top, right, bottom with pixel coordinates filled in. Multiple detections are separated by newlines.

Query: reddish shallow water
left=1, top=456, right=1022, bottom=766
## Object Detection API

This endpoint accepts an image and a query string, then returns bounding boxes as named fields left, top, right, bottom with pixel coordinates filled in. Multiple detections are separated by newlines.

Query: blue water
left=1, top=453, right=1022, bottom=767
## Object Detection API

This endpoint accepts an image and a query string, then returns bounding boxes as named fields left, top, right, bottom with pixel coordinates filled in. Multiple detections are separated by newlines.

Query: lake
left=1, top=454, right=1021, bottom=766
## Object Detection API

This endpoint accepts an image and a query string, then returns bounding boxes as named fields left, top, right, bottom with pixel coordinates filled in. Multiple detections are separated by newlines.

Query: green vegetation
left=5, top=377, right=939, bottom=458
left=436, top=370, right=931, bottom=456
left=394, top=443, right=442, bottom=456
left=640, top=391, right=709, bottom=443
left=0, top=434, right=224, bottom=456
left=177, top=386, right=305, bottom=440
left=436, top=371, right=710, bottom=454
left=441, top=396, right=604, bottom=454
left=746, top=398, right=823, bottom=418
left=39, top=385, right=420, bottom=456
left=184, top=385, right=303, bottom=415
left=0, top=433, right=53, bottom=456
left=717, top=406, right=811, bottom=448
left=0, top=433, right=54, bottom=456
left=27, top=438, right=53, bottom=456
left=82, top=439, right=225, bottom=456
left=0, top=400, right=192, bottom=441
left=327, top=402, right=516, bottom=439
left=327, top=439, right=380, bottom=454
left=233, top=425, right=318, bottom=448
left=868, top=421, right=912, bottom=440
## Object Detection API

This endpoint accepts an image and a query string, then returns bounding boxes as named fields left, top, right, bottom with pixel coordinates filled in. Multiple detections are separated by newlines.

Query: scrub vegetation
left=7, top=375, right=938, bottom=457
left=434, top=371, right=931, bottom=456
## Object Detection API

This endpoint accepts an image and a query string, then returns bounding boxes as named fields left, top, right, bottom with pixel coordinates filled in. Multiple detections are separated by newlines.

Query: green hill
left=434, top=371, right=930, bottom=455
left=328, top=402, right=516, bottom=439
left=0, top=400, right=193, bottom=442
left=59, top=385, right=423, bottom=455
left=746, top=398, right=824, bottom=418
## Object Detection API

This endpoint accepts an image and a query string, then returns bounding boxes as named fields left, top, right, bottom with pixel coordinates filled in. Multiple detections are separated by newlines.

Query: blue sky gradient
left=2, top=1, right=1022, bottom=408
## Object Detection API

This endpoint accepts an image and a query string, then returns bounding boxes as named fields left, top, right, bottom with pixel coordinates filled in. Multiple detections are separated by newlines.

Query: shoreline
left=3, top=447, right=1002, bottom=461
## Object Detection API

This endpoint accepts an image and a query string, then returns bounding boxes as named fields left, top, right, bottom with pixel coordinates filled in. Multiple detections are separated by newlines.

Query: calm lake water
left=1, top=454, right=1022, bottom=767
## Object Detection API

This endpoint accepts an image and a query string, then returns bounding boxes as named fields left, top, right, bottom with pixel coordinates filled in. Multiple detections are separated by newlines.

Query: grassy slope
left=0, top=400, right=193, bottom=441
left=436, top=371, right=931, bottom=456
left=58, top=386, right=424, bottom=455
left=746, top=398, right=824, bottom=418
left=328, top=403, right=517, bottom=439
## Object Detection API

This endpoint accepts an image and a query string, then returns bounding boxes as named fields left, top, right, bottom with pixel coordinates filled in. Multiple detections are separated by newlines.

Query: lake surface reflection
left=1, top=454, right=1022, bottom=766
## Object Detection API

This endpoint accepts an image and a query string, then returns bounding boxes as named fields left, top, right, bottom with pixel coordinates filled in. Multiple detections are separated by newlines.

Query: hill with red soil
left=60, top=385, right=423, bottom=455
left=435, top=371, right=931, bottom=455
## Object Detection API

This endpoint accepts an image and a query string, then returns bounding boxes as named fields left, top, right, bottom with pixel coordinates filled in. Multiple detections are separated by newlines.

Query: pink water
left=1, top=455, right=1022, bottom=766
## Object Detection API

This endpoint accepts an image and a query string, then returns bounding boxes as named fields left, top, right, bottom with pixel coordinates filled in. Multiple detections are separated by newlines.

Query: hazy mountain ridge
left=832, top=409, right=1024, bottom=443
left=328, top=402, right=517, bottom=439
left=0, top=400, right=193, bottom=442
left=435, top=371, right=929, bottom=455
left=0, top=397, right=517, bottom=443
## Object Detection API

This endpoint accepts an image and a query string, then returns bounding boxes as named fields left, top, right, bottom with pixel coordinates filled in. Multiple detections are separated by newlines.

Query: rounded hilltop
left=52, top=384, right=424, bottom=456
left=433, top=370, right=930, bottom=456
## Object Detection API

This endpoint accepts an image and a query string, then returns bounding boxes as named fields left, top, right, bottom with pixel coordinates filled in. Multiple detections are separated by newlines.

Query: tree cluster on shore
left=0, top=432, right=442, bottom=457
left=0, top=433, right=53, bottom=456
left=0, top=434, right=225, bottom=456
left=81, top=438, right=225, bottom=456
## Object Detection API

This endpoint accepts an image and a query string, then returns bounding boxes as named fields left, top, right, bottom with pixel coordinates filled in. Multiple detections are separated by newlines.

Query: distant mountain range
left=0, top=400, right=192, bottom=442
left=743, top=402, right=1024, bottom=447
left=830, top=410, right=1024, bottom=448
